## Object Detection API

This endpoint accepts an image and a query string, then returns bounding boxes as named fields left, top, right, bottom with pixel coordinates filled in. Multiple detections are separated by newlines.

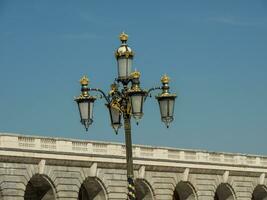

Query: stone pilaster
left=194, top=174, right=216, bottom=200
left=232, top=176, right=254, bottom=200
left=151, top=172, right=178, bottom=200
left=52, top=166, right=80, bottom=200
left=100, top=169, right=127, bottom=200
left=0, top=163, right=30, bottom=200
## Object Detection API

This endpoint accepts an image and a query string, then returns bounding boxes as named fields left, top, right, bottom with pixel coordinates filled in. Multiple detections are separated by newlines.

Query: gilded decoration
left=80, top=75, right=89, bottom=85
left=161, top=74, right=170, bottom=84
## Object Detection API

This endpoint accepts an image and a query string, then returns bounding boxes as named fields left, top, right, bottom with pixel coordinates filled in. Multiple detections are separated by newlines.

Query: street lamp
left=74, top=32, right=177, bottom=200
left=156, top=75, right=177, bottom=128
left=75, top=77, right=96, bottom=131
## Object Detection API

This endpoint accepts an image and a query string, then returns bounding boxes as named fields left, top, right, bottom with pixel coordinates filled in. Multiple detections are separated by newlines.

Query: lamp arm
left=146, top=86, right=161, bottom=99
left=89, top=88, right=111, bottom=104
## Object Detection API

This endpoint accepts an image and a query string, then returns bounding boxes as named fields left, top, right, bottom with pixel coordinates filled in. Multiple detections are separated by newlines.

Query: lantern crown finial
left=131, top=70, right=141, bottom=79
left=119, top=32, right=128, bottom=42
left=80, top=75, right=89, bottom=85
left=161, top=74, right=170, bottom=84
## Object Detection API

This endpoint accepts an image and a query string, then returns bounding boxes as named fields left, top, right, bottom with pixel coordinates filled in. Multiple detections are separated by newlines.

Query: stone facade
left=0, top=133, right=266, bottom=200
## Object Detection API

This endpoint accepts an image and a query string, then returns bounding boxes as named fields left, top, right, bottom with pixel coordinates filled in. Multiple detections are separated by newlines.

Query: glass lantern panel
left=168, top=98, right=175, bottom=117
left=111, top=107, right=121, bottom=124
left=131, top=95, right=143, bottom=114
left=159, top=99, right=168, bottom=118
left=79, top=102, right=89, bottom=120
left=89, top=102, right=94, bottom=120
left=117, top=57, right=132, bottom=79
left=127, top=58, right=132, bottom=77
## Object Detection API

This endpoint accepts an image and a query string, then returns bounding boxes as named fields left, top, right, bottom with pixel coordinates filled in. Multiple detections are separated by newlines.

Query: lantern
left=75, top=76, right=96, bottom=131
left=107, top=102, right=122, bottom=134
left=156, top=75, right=177, bottom=128
left=128, top=71, right=147, bottom=124
left=115, top=32, right=134, bottom=81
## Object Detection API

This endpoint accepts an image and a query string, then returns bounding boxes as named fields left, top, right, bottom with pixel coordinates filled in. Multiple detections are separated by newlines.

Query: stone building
left=0, top=133, right=266, bottom=200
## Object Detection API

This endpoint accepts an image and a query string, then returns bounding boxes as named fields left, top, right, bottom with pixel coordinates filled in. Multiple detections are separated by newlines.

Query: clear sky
left=0, top=0, right=267, bottom=155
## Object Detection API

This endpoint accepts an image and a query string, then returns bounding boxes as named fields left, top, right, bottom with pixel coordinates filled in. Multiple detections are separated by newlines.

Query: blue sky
left=0, top=0, right=267, bottom=154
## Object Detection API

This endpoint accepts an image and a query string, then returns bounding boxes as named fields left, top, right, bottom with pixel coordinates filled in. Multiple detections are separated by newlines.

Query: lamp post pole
left=75, top=32, right=177, bottom=200
left=124, top=114, right=135, bottom=199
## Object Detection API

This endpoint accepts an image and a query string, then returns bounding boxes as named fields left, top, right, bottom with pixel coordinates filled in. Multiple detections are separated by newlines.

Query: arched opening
left=252, top=185, right=267, bottom=200
left=214, top=183, right=235, bottom=200
left=0, top=184, right=2, bottom=199
left=173, top=181, right=197, bottom=200
left=135, top=179, right=154, bottom=200
left=78, top=177, right=106, bottom=200
left=24, top=174, right=56, bottom=200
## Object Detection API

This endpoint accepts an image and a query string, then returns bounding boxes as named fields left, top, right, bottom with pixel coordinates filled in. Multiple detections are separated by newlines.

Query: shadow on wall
left=24, top=174, right=56, bottom=200
left=135, top=179, right=155, bottom=200
left=252, top=185, right=267, bottom=200
left=214, top=183, right=236, bottom=200
left=173, top=181, right=197, bottom=200
left=78, top=177, right=107, bottom=200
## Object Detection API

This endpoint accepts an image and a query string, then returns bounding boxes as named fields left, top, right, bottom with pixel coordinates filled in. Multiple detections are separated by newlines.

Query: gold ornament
left=161, top=74, right=170, bottom=84
left=80, top=75, right=89, bottom=85
left=131, top=71, right=141, bottom=79
left=119, top=32, right=128, bottom=42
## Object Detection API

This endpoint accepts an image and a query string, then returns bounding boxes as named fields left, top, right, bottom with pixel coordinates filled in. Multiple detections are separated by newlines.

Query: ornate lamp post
left=75, top=32, right=177, bottom=200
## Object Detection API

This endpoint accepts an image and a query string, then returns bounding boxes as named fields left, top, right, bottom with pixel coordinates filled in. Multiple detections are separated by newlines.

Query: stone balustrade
left=0, top=133, right=266, bottom=167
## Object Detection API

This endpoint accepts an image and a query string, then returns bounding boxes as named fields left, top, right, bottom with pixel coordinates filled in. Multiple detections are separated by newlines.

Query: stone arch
left=24, top=174, right=57, bottom=200
left=78, top=177, right=107, bottom=200
left=135, top=179, right=155, bottom=200
left=252, top=185, right=267, bottom=200
left=0, top=178, right=2, bottom=199
left=173, top=181, right=198, bottom=200
left=214, top=183, right=236, bottom=200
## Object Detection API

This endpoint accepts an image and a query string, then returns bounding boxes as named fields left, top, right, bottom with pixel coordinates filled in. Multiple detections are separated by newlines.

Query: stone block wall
left=0, top=133, right=266, bottom=200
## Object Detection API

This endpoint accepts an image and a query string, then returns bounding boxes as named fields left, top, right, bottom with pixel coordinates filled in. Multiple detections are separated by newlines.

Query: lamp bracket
left=146, top=87, right=161, bottom=99
left=88, top=88, right=111, bottom=104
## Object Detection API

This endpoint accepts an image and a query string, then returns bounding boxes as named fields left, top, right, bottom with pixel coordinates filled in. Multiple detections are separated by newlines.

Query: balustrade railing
left=0, top=133, right=266, bottom=167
